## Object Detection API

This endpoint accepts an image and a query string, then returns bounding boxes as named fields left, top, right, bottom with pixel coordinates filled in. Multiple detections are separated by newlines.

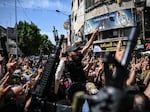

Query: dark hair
left=133, top=93, right=150, bottom=112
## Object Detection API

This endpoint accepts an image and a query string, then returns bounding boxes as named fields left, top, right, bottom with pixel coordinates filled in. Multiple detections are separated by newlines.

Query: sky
left=0, top=0, right=71, bottom=44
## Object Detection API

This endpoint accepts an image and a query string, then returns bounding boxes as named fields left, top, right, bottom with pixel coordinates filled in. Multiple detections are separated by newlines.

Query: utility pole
left=15, top=0, right=18, bottom=58
left=56, top=10, right=72, bottom=45
left=69, top=14, right=72, bottom=45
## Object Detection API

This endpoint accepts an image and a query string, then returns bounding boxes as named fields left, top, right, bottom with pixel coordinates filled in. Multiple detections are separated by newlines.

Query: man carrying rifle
left=54, top=29, right=98, bottom=102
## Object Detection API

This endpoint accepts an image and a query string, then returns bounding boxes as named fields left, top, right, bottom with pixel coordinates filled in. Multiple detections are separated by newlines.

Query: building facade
left=0, top=26, right=22, bottom=57
left=71, top=0, right=150, bottom=52
left=71, top=0, right=85, bottom=44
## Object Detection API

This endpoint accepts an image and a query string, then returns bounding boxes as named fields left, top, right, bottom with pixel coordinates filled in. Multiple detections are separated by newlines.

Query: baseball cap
left=67, top=44, right=81, bottom=52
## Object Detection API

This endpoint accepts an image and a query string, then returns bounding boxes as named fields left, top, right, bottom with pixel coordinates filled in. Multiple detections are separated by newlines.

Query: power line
left=17, top=0, right=31, bottom=21
left=1, top=1, right=70, bottom=18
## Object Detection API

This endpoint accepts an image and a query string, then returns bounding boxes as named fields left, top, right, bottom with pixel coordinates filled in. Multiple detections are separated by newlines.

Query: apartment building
left=71, top=0, right=150, bottom=52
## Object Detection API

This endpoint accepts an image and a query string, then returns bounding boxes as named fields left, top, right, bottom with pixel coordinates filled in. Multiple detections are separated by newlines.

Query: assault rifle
left=73, top=27, right=138, bottom=112
left=37, top=46, right=44, bottom=66
left=29, top=35, right=64, bottom=112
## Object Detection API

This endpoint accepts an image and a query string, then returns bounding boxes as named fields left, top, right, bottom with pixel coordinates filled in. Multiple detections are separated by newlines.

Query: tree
left=39, top=34, right=54, bottom=55
left=17, top=21, right=54, bottom=56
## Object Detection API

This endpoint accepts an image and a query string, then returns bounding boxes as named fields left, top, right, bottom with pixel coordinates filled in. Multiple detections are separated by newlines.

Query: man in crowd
left=54, top=29, right=98, bottom=102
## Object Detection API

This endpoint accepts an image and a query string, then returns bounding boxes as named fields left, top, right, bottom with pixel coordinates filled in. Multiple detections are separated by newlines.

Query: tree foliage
left=17, top=21, right=54, bottom=56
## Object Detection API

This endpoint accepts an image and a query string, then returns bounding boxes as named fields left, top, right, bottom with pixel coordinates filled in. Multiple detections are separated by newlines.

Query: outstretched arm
left=81, top=29, right=98, bottom=55
left=115, top=40, right=124, bottom=62
left=54, top=53, right=67, bottom=94
left=144, top=72, right=150, bottom=87
left=144, top=82, right=150, bottom=100
left=54, top=59, right=65, bottom=94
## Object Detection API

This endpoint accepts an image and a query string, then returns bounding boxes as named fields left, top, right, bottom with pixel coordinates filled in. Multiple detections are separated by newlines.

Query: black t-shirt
left=66, top=52, right=86, bottom=83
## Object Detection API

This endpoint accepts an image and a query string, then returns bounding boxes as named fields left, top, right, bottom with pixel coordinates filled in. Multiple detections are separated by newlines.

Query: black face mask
left=71, top=54, right=79, bottom=62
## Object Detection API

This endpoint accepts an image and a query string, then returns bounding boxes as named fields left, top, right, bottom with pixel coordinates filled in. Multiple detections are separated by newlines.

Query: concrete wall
left=85, top=1, right=135, bottom=21
left=71, top=0, right=85, bottom=43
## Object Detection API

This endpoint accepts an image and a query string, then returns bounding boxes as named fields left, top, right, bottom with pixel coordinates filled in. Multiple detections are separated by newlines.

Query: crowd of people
left=0, top=29, right=150, bottom=112
left=0, top=53, right=47, bottom=112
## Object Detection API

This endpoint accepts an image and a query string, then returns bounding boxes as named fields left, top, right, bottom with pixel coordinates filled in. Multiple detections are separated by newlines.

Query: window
left=102, top=29, right=119, bottom=39
left=72, top=11, right=74, bottom=22
left=71, top=1, right=73, bottom=9
left=102, top=30, right=113, bottom=39
left=75, top=14, right=77, bottom=22
left=85, top=0, right=95, bottom=9
left=124, top=28, right=132, bottom=37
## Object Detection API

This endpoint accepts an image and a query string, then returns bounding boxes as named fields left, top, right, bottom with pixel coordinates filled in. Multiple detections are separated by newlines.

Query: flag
left=7, top=27, right=16, bottom=40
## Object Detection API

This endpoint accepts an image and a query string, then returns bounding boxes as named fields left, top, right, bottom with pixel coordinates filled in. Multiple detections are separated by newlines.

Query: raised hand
left=115, top=41, right=124, bottom=62
left=0, top=85, right=11, bottom=99
left=6, top=55, right=17, bottom=74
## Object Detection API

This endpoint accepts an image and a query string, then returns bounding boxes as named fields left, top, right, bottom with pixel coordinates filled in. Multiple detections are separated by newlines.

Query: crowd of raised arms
left=0, top=29, right=150, bottom=112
